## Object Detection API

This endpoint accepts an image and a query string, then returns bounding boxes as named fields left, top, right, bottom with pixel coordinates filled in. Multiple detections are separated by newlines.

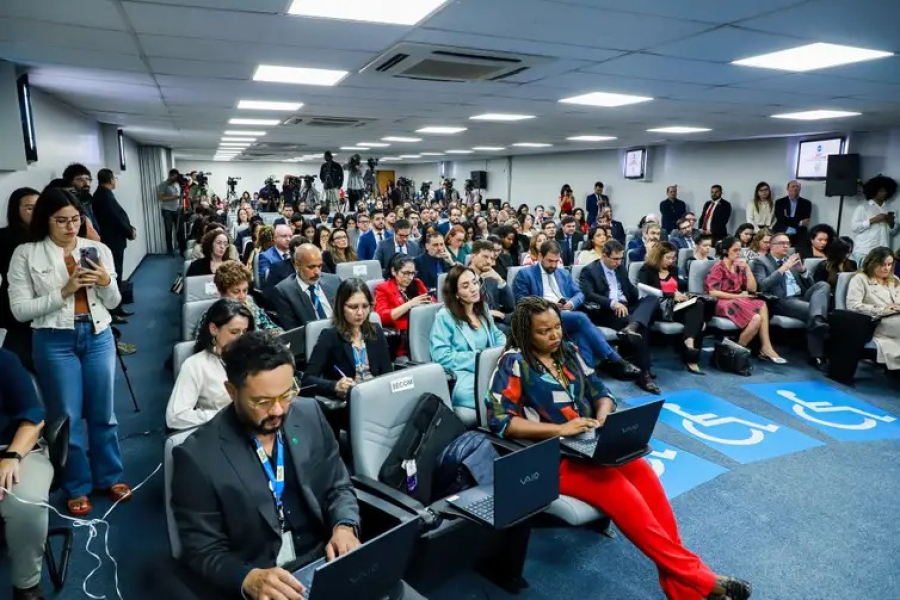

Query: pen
left=334, top=365, right=348, bottom=378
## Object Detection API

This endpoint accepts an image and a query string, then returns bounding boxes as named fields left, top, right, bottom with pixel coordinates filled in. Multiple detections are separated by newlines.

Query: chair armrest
left=351, top=475, right=440, bottom=530
left=355, top=488, right=422, bottom=525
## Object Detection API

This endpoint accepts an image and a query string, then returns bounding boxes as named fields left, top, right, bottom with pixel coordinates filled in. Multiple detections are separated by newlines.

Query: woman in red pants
left=485, top=297, right=752, bottom=600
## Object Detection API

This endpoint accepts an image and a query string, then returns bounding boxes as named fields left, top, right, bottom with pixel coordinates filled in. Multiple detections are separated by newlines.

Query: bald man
left=258, top=223, right=293, bottom=280
left=773, top=180, right=812, bottom=246
left=271, top=244, right=341, bottom=339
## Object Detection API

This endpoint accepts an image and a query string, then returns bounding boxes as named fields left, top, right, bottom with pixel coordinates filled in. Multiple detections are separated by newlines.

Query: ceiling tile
left=124, top=0, right=290, bottom=12
left=580, top=54, right=777, bottom=86
left=540, top=0, right=808, bottom=23
left=0, top=0, right=127, bottom=29
left=650, top=25, right=810, bottom=62
left=0, top=18, right=139, bottom=54
left=0, top=42, right=148, bottom=73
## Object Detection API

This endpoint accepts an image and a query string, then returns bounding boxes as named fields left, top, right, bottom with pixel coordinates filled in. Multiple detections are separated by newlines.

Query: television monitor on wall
left=796, top=137, right=844, bottom=180
left=17, top=74, right=38, bottom=163
left=624, top=147, right=646, bottom=179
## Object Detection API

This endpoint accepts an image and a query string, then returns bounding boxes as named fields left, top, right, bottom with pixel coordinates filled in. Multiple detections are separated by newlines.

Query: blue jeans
left=32, top=323, right=124, bottom=498
left=561, top=311, right=621, bottom=366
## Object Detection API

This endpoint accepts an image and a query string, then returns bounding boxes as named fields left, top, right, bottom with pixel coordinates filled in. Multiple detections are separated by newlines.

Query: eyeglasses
left=332, top=235, right=348, bottom=241
left=53, top=216, right=82, bottom=227
left=247, top=381, right=300, bottom=410
left=345, top=303, right=371, bottom=312
left=771, top=241, right=791, bottom=246
left=397, top=270, right=417, bottom=277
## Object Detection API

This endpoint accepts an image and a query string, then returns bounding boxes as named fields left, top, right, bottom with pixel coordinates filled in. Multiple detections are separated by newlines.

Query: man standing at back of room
left=92, top=168, right=136, bottom=322
left=659, top=185, right=687, bottom=234
left=586, top=181, right=610, bottom=227
left=319, top=151, right=344, bottom=212
left=773, top=180, right=812, bottom=247
left=158, top=169, right=184, bottom=256
left=699, top=184, right=732, bottom=244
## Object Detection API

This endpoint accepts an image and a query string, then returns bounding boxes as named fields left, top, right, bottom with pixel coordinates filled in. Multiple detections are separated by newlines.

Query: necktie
left=309, top=284, right=326, bottom=319
left=703, top=203, right=715, bottom=231
left=399, top=245, right=407, bottom=255
left=687, top=237, right=694, bottom=249
left=377, top=231, right=383, bottom=243
left=436, top=259, right=443, bottom=274
left=547, top=271, right=563, bottom=299
left=282, top=253, right=289, bottom=260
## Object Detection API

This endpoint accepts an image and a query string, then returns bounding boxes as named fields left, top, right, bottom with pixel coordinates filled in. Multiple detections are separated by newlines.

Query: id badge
left=276, top=530, right=297, bottom=567
left=552, top=390, right=571, bottom=404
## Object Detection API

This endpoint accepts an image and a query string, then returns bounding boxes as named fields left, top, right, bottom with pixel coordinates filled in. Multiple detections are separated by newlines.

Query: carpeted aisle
left=7, top=256, right=897, bottom=600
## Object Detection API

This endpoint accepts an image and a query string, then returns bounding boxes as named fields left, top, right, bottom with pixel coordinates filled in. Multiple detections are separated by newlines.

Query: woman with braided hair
left=485, top=297, right=752, bottom=600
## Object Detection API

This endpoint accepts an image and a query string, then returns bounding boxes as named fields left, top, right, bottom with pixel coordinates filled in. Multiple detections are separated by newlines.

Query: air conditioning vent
left=362, top=42, right=550, bottom=82
left=282, top=116, right=374, bottom=128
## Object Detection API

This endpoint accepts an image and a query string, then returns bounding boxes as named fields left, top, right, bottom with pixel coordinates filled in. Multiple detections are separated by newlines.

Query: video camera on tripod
left=227, top=176, right=240, bottom=193
left=420, top=180, right=433, bottom=199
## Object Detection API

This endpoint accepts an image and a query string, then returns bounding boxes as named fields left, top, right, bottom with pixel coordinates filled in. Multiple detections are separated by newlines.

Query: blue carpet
left=7, top=255, right=899, bottom=599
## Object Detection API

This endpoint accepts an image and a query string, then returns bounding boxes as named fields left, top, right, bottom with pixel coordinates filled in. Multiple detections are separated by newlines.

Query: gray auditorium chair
left=436, top=273, right=447, bottom=303
left=181, top=298, right=217, bottom=341
left=335, top=260, right=382, bottom=281
left=252, top=251, right=262, bottom=286
left=473, top=348, right=610, bottom=529
left=183, top=274, right=218, bottom=303
left=506, top=266, right=524, bottom=290
left=569, top=265, right=620, bottom=343
left=182, top=259, right=193, bottom=274
left=677, top=248, right=693, bottom=271
left=628, top=261, right=685, bottom=336
left=366, top=278, right=385, bottom=297
left=803, top=257, right=824, bottom=275
left=164, top=428, right=198, bottom=559
left=687, top=259, right=739, bottom=334
left=172, top=341, right=195, bottom=380
left=304, top=313, right=382, bottom=362
left=835, top=272, right=853, bottom=310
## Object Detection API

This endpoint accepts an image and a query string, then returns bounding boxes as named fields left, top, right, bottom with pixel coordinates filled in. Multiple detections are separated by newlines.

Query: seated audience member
left=271, top=244, right=340, bottom=336
left=289, top=213, right=306, bottom=236
left=414, top=231, right=454, bottom=292
left=170, top=332, right=422, bottom=600
left=312, top=225, right=332, bottom=254
left=735, top=223, right=755, bottom=259
left=847, top=247, right=900, bottom=372
left=322, top=228, right=358, bottom=274
left=272, top=203, right=294, bottom=227
left=168, top=299, right=253, bottom=431
left=851, top=175, right=899, bottom=259
left=375, top=255, right=431, bottom=357
left=264, top=236, right=307, bottom=297
left=813, top=237, right=857, bottom=294
left=186, top=229, right=232, bottom=277
left=638, top=242, right=711, bottom=374
left=705, top=236, right=784, bottom=363
left=540, top=219, right=558, bottom=240
left=684, top=232, right=715, bottom=274
left=495, top=226, right=520, bottom=277
left=521, top=232, right=548, bottom=266
left=577, top=225, right=610, bottom=266
left=239, top=219, right=265, bottom=264
left=573, top=208, right=589, bottom=234
left=469, top=240, right=515, bottom=329
left=0, top=349, right=52, bottom=600
left=556, top=216, right=585, bottom=266
left=668, top=218, right=696, bottom=251
left=257, top=224, right=293, bottom=281
left=627, top=221, right=661, bottom=263
left=374, top=219, right=420, bottom=277
left=300, top=222, right=316, bottom=242
left=579, top=240, right=659, bottom=393
left=798, top=223, right=835, bottom=259
left=744, top=230, right=771, bottom=262
left=431, top=265, right=506, bottom=409
left=445, top=224, right=470, bottom=265
left=751, top=232, right=830, bottom=369
left=302, top=278, right=392, bottom=403
left=1, top=187, right=40, bottom=371
left=230, top=207, right=251, bottom=241
left=513, top=240, right=639, bottom=379
left=486, top=298, right=753, bottom=600
left=199, top=261, right=281, bottom=336
left=309, top=205, right=330, bottom=227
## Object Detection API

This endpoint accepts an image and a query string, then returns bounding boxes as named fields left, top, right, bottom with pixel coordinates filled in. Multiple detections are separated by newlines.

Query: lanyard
left=251, top=431, right=286, bottom=530
left=352, top=344, right=367, bottom=378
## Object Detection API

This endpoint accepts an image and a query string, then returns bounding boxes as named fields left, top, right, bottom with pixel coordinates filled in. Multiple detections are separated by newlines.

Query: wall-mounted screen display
left=624, top=148, right=646, bottom=179
left=796, top=137, right=844, bottom=179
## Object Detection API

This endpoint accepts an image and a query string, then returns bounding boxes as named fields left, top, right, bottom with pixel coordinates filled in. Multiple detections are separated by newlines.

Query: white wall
left=0, top=90, right=147, bottom=278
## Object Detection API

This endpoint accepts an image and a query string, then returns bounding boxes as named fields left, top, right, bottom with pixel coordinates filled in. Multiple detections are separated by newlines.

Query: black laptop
left=560, top=399, right=664, bottom=466
left=291, top=517, right=420, bottom=600
left=277, top=326, right=307, bottom=359
left=445, top=437, right=560, bottom=528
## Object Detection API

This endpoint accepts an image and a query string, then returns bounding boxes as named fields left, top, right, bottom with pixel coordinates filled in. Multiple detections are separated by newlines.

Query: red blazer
left=375, top=278, right=427, bottom=330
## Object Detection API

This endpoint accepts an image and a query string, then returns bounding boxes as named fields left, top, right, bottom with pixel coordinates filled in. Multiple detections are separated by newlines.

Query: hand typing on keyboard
left=558, top=417, right=601, bottom=438
left=242, top=567, right=306, bottom=600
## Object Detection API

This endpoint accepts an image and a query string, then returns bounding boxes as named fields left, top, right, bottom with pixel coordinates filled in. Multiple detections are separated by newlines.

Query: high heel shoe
left=715, top=576, right=752, bottom=600
left=758, top=352, right=787, bottom=365
left=682, top=346, right=705, bottom=374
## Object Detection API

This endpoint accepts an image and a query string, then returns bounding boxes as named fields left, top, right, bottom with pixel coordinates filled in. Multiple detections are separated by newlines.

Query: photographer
left=320, top=151, right=344, bottom=211
left=346, top=154, right=365, bottom=210
left=258, top=176, right=280, bottom=212
left=157, top=168, right=184, bottom=256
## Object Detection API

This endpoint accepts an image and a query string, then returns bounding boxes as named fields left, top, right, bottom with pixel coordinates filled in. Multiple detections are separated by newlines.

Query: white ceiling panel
left=823, top=58, right=900, bottom=86
left=25, top=66, right=156, bottom=86
left=745, top=73, right=900, bottom=98
left=542, top=0, right=808, bottom=23
left=510, top=75, right=712, bottom=102
left=0, top=18, right=139, bottom=54
left=0, top=42, right=148, bottom=73
left=0, top=0, right=127, bottom=30
left=650, top=26, right=810, bottom=62
left=28, top=74, right=159, bottom=100
left=580, top=54, right=778, bottom=86
left=124, top=0, right=290, bottom=13
left=147, top=57, right=255, bottom=80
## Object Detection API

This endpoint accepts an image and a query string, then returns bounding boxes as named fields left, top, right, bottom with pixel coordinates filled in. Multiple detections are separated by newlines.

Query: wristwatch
left=0, top=451, right=22, bottom=461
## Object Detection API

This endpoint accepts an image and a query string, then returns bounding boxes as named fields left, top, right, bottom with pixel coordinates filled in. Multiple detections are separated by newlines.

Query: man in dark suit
left=413, top=231, right=454, bottom=292
left=598, top=205, right=626, bottom=245
left=271, top=245, right=341, bottom=355
left=171, top=332, right=423, bottom=600
left=773, top=180, right=812, bottom=246
left=627, top=222, right=661, bottom=263
left=308, top=205, right=331, bottom=228
left=585, top=181, right=609, bottom=227
left=92, top=168, right=135, bottom=320
left=579, top=240, right=659, bottom=393
left=555, top=216, right=585, bottom=266
left=698, top=184, right=732, bottom=243
left=259, top=224, right=293, bottom=281
left=272, top=204, right=294, bottom=227
left=668, top=218, right=696, bottom=251
left=263, top=236, right=306, bottom=297
left=750, top=232, right=830, bottom=369
left=513, top=240, right=639, bottom=380
left=357, top=209, right=392, bottom=261
left=436, top=206, right=463, bottom=236
left=659, top=185, right=687, bottom=234
left=470, top=240, right=514, bottom=330
left=374, top=219, right=421, bottom=277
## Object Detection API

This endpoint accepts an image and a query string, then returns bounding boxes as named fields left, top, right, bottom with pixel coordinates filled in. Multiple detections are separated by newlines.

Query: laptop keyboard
left=460, top=496, right=494, bottom=521
left=564, top=438, right=598, bottom=455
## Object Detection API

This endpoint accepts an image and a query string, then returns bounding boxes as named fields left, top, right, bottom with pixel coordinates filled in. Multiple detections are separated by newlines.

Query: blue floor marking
left=743, top=381, right=900, bottom=442
left=628, top=390, right=824, bottom=464
left=648, top=439, right=729, bottom=499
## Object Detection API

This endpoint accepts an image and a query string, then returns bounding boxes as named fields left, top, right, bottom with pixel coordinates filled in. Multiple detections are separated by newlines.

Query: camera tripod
left=112, top=326, right=140, bottom=412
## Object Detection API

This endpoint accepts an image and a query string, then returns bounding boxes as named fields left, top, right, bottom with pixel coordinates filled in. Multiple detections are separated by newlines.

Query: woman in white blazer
left=7, top=188, right=130, bottom=517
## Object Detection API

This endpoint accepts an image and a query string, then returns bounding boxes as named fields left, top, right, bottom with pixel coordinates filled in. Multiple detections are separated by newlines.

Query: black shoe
left=113, top=308, right=135, bottom=317
left=810, top=317, right=830, bottom=334
left=13, top=585, right=45, bottom=600
left=111, top=314, right=129, bottom=325
left=636, top=373, right=661, bottom=395
left=809, top=356, right=829, bottom=372
left=602, top=358, right=641, bottom=380
left=716, top=576, right=752, bottom=600
left=616, top=323, right=643, bottom=346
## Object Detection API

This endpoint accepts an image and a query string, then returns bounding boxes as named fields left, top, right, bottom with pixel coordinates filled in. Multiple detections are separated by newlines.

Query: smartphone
left=557, top=298, right=567, bottom=305
left=80, top=247, right=99, bottom=269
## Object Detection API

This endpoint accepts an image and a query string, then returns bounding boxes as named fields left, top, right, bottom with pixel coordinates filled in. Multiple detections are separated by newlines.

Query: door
left=376, top=170, right=395, bottom=196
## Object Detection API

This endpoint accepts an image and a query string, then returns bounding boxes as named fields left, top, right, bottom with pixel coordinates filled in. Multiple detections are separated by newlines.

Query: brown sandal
left=67, top=496, right=92, bottom=517
left=106, top=483, right=133, bottom=503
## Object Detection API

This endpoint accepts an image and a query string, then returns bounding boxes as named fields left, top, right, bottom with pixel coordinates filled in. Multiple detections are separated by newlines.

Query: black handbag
left=658, top=297, right=675, bottom=322
left=713, top=339, right=753, bottom=376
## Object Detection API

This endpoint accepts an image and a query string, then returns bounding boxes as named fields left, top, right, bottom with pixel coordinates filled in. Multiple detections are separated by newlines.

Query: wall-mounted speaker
left=825, top=153, right=860, bottom=197
left=470, top=170, right=488, bottom=189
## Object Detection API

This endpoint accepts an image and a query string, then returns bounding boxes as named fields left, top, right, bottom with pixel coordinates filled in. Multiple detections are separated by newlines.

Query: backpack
left=378, top=393, right=466, bottom=504
left=433, top=431, right=499, bottom=500
left=713, top=338, right=753, bottom=376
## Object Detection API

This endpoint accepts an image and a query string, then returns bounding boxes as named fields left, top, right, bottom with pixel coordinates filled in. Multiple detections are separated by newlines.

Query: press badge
left=276, top=531, right=297, bottom=567
left=552, top=390, right=571, bottom=404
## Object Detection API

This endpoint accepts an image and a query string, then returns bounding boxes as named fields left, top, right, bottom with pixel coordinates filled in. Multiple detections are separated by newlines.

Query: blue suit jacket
left=258, top=246, right=288, bottom=280
left=356, top=229, right=392, bottom=261
left=513, top=264, right=584, bottom=309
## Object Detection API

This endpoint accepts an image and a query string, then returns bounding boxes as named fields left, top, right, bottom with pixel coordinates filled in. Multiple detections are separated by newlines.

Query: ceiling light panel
left=470, top=113, right=535, bottom=122
left=732, top=42, right=892, bottom=72
left=253, top=65, right=348, bottom=86
left=446, top=150, right=473, bottom=154
left=359, top=142, right=390, bottom=147
left=224, top=130, right=266, bottom=136
left=229, top=118, right=281, bottom=125
left=221, top=137, right=256, bottom=142
left=399, top=154, right=422, bottom=158
left=237, top=100, right=303, bottom=111
left=288, top=0, right=449, bottom=26
left=647, top=126, right=711, bottom=134
left=416, top=126, right=467, bottom=134
left=341, top=146, right=370, bottom=150
left=420, top=152, right=444, bottom=156
left=559, top=91, right=653, bottom=107
left=382, top=136, right=422, bottom=142
left=771, top=110, right=862, bottom=120
left=472, top=147, right=505, bottom=151
left=567, top=135, right=618, bottom=142
left=512, top=142, right=552, bottom=148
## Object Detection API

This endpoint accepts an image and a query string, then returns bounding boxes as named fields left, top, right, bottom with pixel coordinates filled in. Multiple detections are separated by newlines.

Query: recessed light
left=446, top=150, right=473, bottom=154
left=359, top=142, right=390, bottom=147
left=341, top=146, right=371, bottom=150
left=224, top=130, right=266, bottom=136
left=416, top=126, right=467, bottom=134
left=771, top=110, right=862, bottom=120
left=512, top=142, right=552, bottom=148
left=213, top=157, right=234, bottom=161
left=382, top=136, right=422, bottom=142
left=732, top=42, right=892, bottom=72
left=470, top=113, right=536, bottom=122
left=253, top=65, right=348, bottom=87
left=647, top=126, right=711, bottom=134
left=567, top=135, right=618, bottom=142
left=400, top=154, right=422, bottom=158
left=420, top=152, right=445, bottom=156
left=229, top=118, right=281, bottom=126
left=237, top=100, right=303, bottom=111
left=288, top=0, right=449, bottom=26
left=472, top=147, right=506, bottom=151
left=559, top=92, right=653, bottom=107
left=221, top=137, right=256, bottom=142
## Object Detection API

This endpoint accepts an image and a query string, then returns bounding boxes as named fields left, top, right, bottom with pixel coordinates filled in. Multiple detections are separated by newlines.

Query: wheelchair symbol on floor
left=776, top=390, right=897, bottom=430
left=664, top=403, right=779, bottom=445
left=648, top=448, right=678, bottom=477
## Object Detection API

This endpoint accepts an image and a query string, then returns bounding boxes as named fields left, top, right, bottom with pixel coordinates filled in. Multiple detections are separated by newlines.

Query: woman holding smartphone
left=375, top=255, right=432, bottom=358
left=7, top=188, right=129, bottom=516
